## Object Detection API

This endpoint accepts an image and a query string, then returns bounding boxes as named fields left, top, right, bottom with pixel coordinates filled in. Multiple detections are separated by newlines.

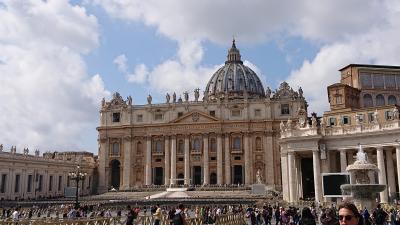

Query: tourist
left=172, top=203, right=187, bottom=225
left=299, top=207, right=316, bottom=225
left=372, top=204, right=388, bottom=225
left=320, top=208, right=338, bottom=225
left=12, top=207, right=19, bottom=221
left=153, top=204, right=162, bottom=225
left=362, top=207, right=371, bottom=225
left=338, top=201, right=363, bottom=225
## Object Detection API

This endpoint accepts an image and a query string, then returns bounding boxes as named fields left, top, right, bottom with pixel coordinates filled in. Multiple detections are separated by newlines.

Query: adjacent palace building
left=97, top=41, right=306, bottom=193
left=2, top=41, right=400, bottom=204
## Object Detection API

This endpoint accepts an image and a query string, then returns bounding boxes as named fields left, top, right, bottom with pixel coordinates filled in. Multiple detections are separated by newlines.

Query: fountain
left=340, top=144, right=386, bottom=210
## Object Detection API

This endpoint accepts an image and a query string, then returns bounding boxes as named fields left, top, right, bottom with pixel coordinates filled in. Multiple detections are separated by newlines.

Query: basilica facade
left=97, top=41, right=307, bottom=192
left=280, top=64, right=400, bottom=203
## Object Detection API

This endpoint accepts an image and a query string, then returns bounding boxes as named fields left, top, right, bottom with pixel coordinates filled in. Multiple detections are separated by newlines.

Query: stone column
left=312, top=149, right=322, bottom=203
left=98, top=138, right=108, bottom=193
left=376, top=146, right=388, bottom=203
left=264, top=134, right=274, bottom=185
left=145, top=137, right=152, bottom=185
left=244, top=134, right=251, bottom=185
left=217, top=134, right=223, bottom=185
left=203, top=135, right=209, bottom=185
left=164, top=137, right=170, bottom=185
left=224, top=134, right=231, bottom=185
left=288, top=152, right=297, bottom=202
left=385, top=149, right=396, bottom=200
left=122, top=137, right=131, bottom=190
left=170, top=136, right=177, bottom=185
left=280, top=152, right=289, bottom=202
left=339, top=149, right=347, bottom=172
left=184, top=136, right=190, bottom=185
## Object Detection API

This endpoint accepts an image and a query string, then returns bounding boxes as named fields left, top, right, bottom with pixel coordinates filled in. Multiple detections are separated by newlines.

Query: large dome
left=205, top=40, right=265, bottom=101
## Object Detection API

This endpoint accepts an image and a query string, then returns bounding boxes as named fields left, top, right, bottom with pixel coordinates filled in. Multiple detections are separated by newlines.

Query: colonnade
left=282, top=144, right=400, bottom=203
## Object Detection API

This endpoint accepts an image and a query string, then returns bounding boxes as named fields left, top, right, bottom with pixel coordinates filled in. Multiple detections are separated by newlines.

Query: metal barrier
left=0, top=214, right=244, bottom=225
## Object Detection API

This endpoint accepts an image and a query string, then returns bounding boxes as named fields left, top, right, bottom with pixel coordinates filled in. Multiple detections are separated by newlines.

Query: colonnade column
left=224, top=134, right=231, bottom=185
left=287, top=152, right=296, bottom=202
left=280, top=152, right=289, bottom=202
left=164, top=137, right=170, bottom=186
left=244, top=133, right=251, bottom=185
left=203, top=135, right=209, bottom=185
left=339, top=149, right=347, bottom=172
left=376, top=146, right=388, bottom=203
left=122, top=136, right=131, bottom=190
left=184, top=136, right=190, bottom=185
left=98, top=139, right=107, bottom=193
left=385, top=149, right=396, bottom=200
left=217, top=134, right=223, bottom=185
left=170, top=136, right=177, bottom=185
left=145, top=137, right=152, bottom=185
left=312, top=149, right=322, bottom=203
left=396, top=145, right=400, bottom=200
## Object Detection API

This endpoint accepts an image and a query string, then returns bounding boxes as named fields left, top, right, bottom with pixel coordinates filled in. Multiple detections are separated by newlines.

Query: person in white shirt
left=12, top=208, right=19, bottom=221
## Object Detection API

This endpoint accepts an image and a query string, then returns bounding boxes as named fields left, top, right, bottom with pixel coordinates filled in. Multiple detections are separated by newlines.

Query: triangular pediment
left=170, top=110, right=219, bottom=123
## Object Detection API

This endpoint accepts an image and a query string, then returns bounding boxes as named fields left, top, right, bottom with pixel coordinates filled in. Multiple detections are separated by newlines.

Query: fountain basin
left=341, top=184, right=385, bottom=198
left=346, top=163, right=379, bottom=172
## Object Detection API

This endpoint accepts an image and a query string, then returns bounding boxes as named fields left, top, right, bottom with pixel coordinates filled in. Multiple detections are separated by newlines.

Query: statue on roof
left=101, top=97, right=105, bottom=107
left=0, top=144, right=2, bottom=152
left=194, top=88, right=200, bottom=102
left=173, top=92, right=176, bottom=103
left=127, top=95, right=132, bottom=105
left=166, top=93, right=170, bottom=103
left=147, top=94, right=152, bottom=105
left=265, top=87, right=271, bottom=99
left=298, top=87, right=303, bottom=98
left=184, top=91, right=189, bottom=102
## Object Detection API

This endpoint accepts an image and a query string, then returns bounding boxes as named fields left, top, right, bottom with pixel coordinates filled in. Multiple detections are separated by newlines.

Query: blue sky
left=1, top=0, right=400, bottom=154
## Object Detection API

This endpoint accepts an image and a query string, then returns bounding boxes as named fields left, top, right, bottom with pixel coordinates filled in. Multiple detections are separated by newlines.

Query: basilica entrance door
left=110, top=160, right=121, bottom=189
left=154, top=167, right=163, bottom=185
left=193, top=166, right=202, bottom=185
left=177, top=174, right=184, bottom=185
left=301, top=158, right=314, bottom=199
left=233, top=165, right=243, bottom=184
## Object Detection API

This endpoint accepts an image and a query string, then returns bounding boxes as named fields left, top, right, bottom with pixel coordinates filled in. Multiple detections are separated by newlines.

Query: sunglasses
left=339, top=215, right=354, bottom=221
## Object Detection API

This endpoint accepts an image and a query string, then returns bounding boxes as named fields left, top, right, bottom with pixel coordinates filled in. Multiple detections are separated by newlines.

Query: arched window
left=256, top=137, right=262, bottom=151
left=376, top=94, right=385, bottom=106
left=388, top=95, right=397, bottom=105
left=363, top=94, right=373, bottom=107
left=111, top=142, right=120, bottom=156
left=210, top=138, right=217, bottom=152
left=178, top=140, right=184, bottom=154
left=136, top=142, right=142, bottom=155
left=233, top=137, right=241, bottom=150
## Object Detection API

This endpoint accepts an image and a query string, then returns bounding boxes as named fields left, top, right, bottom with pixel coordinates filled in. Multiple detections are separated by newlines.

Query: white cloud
left=113, top=54, right=149, bottom=84
left=94, top=0, right=400, bottom=115
left=0, top=0, right=109, bottom=153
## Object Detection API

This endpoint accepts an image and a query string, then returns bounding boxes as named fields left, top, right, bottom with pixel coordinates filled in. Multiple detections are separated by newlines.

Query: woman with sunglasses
left=338, top=202, right=364, bottom=225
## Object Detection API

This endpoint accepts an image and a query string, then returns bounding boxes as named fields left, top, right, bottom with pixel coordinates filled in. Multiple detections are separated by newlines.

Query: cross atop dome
left=226, top=38, right=242, bottom=64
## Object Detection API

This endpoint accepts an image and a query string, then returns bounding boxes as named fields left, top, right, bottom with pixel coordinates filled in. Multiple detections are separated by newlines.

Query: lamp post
left=68, top=165, right=87, bottom=209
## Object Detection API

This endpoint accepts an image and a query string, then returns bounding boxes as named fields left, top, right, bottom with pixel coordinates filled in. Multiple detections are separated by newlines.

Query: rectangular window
left=177, top=112, right=183, bottom=118
left=385, top=111, right=393, bottom=120
left=254, top=109, right=261, bottom=117
left=373, top=74, right=384, bottom=89
left=112, top=112, right=120, bottom=122
left=234, top=156, right=241, bottom=160
left=178, top=157, right=184, bottom=162
left=0, top=174, right=7, bottom=193
left=329, top=117, right=336, bottom=126
left=210, top=157, right=216, bottom=161
left=342, top=116, right=350, bottom=125
left=335, top=95, right=342, bottom=104
left=281, top=104, right=290, bottom=115
left=14, top=174, right=20, bottom=193
left=209, top=111, right=215, bottom=117
left=360, top=73, right=372, bottom=88
left=136, top=114, right=143, bottom=122
left=27, top=175, right=33, bottom=193
left=154, top=113, right=163, bottom=120
left=385, top=75, right=396, bottom=89
left=49, top=175, right=53, bottom=191
left=58, top=176, right=62, bottom=191
left=231, top=109, right=241, bottom=117
left=38, top=175, right=43, bottom=192
left=368, top=112, right=374, bottom=122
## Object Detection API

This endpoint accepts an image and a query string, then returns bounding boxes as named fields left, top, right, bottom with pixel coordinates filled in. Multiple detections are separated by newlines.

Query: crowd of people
left=1, top=201, right=400, bottom=225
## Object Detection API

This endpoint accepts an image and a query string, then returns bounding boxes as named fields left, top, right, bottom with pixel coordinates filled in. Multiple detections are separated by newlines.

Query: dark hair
left=178, top=203, right=184, bottom=210
left=338, top=202, right=363, bottom=225
left=301, top=207, right=314, bottom=219
left=338, top=202, right=360, bottom=218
